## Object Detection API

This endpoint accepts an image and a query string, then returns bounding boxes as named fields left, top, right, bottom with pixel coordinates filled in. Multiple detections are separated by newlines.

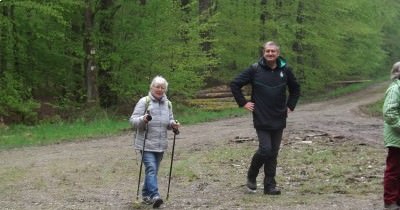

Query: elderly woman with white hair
left=130, top=75, right=179, bottom=208
left=383, top=61, right=400, bottom=209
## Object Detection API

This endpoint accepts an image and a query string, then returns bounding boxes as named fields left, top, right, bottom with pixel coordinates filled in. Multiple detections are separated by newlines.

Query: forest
left=1, top=0, right=400, bottom=125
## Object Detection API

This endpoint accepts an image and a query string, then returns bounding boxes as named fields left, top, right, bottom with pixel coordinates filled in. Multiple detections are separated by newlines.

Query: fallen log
left=330, top=80, right=371, bottom=85
left=196, top=92, right=233, bottom=98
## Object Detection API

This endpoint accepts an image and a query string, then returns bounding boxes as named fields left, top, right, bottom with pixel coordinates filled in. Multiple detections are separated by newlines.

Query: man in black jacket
left=230, top=41, right=300, bottom=195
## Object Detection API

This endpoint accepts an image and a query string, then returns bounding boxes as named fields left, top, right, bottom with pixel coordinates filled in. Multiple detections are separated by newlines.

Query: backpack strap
left=250, top=63, right=259, bottom=81
left=145, top=96, right=150, bottom=113
left=167, top=101, right=172, bottom=110
left=251, top=63, right=258, bottom=72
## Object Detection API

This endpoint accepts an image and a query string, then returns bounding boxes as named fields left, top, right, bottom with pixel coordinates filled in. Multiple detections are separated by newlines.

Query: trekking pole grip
left=172, top=120, right=180, bottom=135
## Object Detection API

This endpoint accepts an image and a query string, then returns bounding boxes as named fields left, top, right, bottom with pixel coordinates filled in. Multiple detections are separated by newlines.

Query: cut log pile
left=195, top=85, right=251, bottom=99
left=188, top=85, right=251, bottom=111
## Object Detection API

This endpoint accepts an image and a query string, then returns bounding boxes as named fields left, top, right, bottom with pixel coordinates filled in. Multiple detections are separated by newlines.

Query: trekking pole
left=166, top=121, right=179, bottom=200
left=136, top=112, right=152, bottom=200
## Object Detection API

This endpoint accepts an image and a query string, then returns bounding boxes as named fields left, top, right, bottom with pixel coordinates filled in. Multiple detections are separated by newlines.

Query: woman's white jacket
left=130, top=93, right=174, bottom=152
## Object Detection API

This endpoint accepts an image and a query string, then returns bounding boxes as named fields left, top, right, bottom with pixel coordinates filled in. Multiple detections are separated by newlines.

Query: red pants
left=384, top=147, right=400, bottom=205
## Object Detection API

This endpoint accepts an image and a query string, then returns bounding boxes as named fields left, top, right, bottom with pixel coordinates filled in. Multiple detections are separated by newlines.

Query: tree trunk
left=199, top=0, right=213, bottom=53
left=181, top=0, right=190, bottom=15
left=84, top=0, right=98, bottom=104
left=292, top=0, right=305, bottom=82
left=260, top=0, right=269, bottom=43
left=26, top=9, right=35, bottom=76
left=260, top=0, right=268, bottom=25
left=68, top=12, right=84, bottom=103
left=179, top=0, right=191, bottom=43
left=0, top=5, right=9, bottom=75
left=10, top=5, right=19, bottom=74
left=98, top=0, right=119, bottom=108
left=181, top=0, right=190, bottom=8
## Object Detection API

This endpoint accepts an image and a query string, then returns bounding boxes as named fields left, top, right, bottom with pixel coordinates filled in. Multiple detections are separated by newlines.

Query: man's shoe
left=246, top=178, right=257, bottom=193
left=152, top=195, right=163, bottom=208
left=264, top=187, right=281, bottom=195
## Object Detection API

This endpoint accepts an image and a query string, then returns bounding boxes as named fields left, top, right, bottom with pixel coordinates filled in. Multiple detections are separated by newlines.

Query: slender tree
left=198, top=0, right=219, bottom=83
left=84, top=0, right=98, bottom=104
left=260, top=0, right=269, bottom=42
left=199, top=0, right=213, bottom=53
left=0, top=5, right=8, bottom=75
left=97, top=0, right=121, bottom=107
left=292, top=0, right=305, bottom=83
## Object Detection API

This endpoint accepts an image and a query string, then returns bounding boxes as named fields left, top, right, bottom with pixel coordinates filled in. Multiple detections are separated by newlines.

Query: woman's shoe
left=152, top=195, right=164, bottom=208
left=384, top=203, right=400, bottom=210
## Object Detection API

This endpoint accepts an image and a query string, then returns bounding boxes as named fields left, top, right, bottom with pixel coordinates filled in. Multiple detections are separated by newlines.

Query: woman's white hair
left=391, top=62, right=400, bottom=81
left=150, top=75, right=168, bottom=91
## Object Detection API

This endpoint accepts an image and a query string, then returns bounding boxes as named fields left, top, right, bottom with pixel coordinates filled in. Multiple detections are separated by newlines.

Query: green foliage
left=381, top=0, right=400, bottom=65
left=0, top=73, right=39, bottom=123
left=0, top=0, right=400, bottom=124
left=213, top=0, right=261, bottom=81
left=111, top=1, right=209, bottom=101
left=0, top=0, right=84, bottom=98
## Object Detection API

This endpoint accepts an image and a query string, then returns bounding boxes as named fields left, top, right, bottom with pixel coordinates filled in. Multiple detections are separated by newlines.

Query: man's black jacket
left=230, top=57, right=301, bottom=130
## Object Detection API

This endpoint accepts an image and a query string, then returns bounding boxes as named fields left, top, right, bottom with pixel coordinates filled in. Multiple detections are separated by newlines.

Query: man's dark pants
left=248, top=129, right=283, bottom=189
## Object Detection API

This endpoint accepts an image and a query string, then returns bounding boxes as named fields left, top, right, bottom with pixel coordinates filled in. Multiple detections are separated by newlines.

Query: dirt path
left=289, top=82, right=386, bottom=145
left=0, top=82, right=388, bottom=210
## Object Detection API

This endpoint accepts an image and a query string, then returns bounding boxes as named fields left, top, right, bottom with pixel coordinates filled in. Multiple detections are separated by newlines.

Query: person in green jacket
left=383, top=61, right=400, bottom=210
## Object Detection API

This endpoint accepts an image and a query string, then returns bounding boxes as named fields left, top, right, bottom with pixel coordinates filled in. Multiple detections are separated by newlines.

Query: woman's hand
left=172, top=120, right=180, bottom=135
left=143, top=114, right=152, bottom=123
left=172, top=120, right=180, bottom=129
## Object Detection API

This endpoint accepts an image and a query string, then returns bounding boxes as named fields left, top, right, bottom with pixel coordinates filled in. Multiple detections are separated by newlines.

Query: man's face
left=263, top=45, right=280, bottom=62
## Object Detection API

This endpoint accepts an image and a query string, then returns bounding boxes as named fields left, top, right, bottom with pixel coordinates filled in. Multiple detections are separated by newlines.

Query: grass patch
left=0, top=167, right=27, bottom=185
left=360, top=98, right=384, bottom=118
left=0, top=118, right=129, bottom=149
left=0, top=106, right=248, bottom=150
left=164, top=154, right=201, bottom=182
left=163, top=135, right=384, bottom=208
left=279, top=140, right=383, bottom=195
left=176, top=106, right=247, bottom=125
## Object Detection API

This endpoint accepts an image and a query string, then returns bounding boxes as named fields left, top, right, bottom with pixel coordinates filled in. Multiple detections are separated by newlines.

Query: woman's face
left=151, top=84, right=166, bottom=99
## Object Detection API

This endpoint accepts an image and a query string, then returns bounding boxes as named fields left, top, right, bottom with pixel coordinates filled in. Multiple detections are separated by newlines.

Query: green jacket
left=383, top=79, right=400, bottom=148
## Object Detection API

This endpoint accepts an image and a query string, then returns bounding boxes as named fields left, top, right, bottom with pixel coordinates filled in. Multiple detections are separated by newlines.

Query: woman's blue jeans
left=142, top=151, right=164, bottom=198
